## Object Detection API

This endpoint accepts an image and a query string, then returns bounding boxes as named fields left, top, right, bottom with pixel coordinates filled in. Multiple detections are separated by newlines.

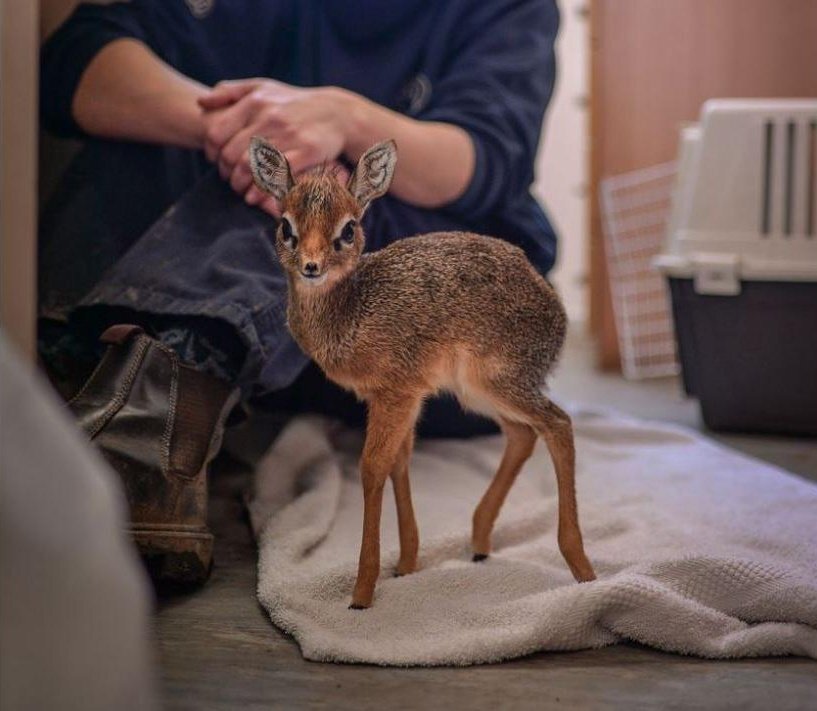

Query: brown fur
left=250, top=138, right=596, bottom=609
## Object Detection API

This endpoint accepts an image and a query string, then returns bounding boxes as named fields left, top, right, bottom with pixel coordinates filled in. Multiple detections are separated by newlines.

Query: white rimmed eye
left=341, top=220, right=356, bottom=244
left=280, top=217, right=298, bottom=249
left=332, top=219, right=356, bottom=252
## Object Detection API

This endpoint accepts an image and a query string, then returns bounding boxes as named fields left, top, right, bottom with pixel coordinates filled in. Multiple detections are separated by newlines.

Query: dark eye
left=341, top=220, right=356, bottom=244
left=333, top=220, right=356, bottom=252
left=280, top=218, right=297, bottom=248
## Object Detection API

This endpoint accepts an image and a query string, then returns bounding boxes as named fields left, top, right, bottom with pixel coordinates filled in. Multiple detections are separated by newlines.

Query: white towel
left=249, top=408, right=817, bottom=666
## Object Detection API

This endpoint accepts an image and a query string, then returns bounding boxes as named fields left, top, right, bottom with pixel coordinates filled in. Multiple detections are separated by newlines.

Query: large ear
left=249, top=136, right=294, bottom=201
left=347, top=140, right=397, bottom=212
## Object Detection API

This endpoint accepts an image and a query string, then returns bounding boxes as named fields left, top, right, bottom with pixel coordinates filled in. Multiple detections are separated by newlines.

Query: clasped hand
left=198, top=78, right=350, bottom=216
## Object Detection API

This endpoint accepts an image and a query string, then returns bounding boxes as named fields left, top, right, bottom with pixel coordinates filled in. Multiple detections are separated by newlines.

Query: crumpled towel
left=248, top=408, right=817, bottom=666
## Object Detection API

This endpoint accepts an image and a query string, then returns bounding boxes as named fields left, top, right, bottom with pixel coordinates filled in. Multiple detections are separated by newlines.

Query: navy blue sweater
left=40, top=0, right=559, bottom=275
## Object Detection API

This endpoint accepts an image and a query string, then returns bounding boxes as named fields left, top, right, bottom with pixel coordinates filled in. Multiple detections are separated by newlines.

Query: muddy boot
left=68, top=324, right=238, bottom=589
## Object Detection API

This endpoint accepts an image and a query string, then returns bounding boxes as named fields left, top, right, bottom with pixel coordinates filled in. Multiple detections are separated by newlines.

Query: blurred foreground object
left=655, top=99, right=817, bottom=435
left=0, top=331, right=157, bottom=711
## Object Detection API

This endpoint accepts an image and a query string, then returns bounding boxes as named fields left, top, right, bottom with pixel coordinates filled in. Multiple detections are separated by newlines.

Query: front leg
left=350, top=396, right=421, bottom=609
left=391, top=429, right=419, bottom=577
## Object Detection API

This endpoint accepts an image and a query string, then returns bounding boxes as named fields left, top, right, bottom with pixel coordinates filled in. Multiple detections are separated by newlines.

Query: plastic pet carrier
left=655, top=99, right=817, bottom=435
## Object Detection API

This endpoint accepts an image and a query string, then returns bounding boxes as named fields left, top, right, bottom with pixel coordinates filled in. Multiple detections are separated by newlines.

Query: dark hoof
left=348, top=603, right=368, bottom=610
left=393, top=571, right=404, bottom=578
left=472, top=553, right=489, bottom=562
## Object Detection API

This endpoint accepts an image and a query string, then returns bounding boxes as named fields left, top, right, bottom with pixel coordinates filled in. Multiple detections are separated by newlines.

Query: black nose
left=303, top=262, right=319, bottom=275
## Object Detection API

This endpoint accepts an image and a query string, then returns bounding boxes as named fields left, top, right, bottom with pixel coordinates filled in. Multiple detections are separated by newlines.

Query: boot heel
left=130, top=526, right=214, bottom=589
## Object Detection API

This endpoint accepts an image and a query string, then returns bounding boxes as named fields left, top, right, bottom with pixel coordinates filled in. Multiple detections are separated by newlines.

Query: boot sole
left=130, top=526, right=214, bottom=590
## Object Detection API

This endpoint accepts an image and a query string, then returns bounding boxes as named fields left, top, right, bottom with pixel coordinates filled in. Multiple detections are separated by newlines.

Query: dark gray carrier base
left=668, top=278, right=817, bottom=436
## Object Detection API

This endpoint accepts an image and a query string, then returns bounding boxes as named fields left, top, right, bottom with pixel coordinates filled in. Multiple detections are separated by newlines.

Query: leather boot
left=68, top=324, right=238, bottom=588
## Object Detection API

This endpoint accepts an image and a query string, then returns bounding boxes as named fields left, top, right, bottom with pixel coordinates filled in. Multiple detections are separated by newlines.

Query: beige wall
left=533, top=0, right=589, bottom=324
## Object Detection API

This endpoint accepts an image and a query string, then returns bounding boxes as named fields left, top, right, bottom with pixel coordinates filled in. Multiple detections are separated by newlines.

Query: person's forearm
left=335, top=89, right=475, bottom=208
left=72, top=38, right=208, bottom=149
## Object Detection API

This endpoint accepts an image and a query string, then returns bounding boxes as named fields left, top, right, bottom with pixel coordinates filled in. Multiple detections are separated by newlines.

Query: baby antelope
left=250, top=137, right=596, bottom=609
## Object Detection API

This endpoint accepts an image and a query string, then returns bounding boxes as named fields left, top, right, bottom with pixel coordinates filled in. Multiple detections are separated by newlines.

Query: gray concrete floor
left=155, top=330, right=817, bottom=710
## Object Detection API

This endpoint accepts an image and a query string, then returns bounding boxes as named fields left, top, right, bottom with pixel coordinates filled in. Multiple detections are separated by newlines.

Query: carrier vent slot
left=784, top=121, right=795, bottom=235
left=808, top=120, right=816, bottom=238
left=761, top=120, right=774, bottom=235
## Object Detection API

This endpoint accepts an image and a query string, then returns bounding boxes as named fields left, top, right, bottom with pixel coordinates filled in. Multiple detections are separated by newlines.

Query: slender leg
left=391, top=429, right=419, bottom=576
left=534, top=400, right=596, bottom=582
left=471, top=418, right=537, bottom=560
left=350, top=396, right=420, bottom=609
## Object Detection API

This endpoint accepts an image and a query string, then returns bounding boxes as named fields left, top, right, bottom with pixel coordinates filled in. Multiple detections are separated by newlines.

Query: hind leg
left=391, top=429, right=419, bottom=576
left=472, top=418, right=537, bottom=561
left=488, top=381, right=596, bottom=582
left=532, top=399, right=595, bottom=582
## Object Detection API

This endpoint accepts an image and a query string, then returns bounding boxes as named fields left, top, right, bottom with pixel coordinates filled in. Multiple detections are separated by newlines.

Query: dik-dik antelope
left=249, top=137, right=596, bottom=609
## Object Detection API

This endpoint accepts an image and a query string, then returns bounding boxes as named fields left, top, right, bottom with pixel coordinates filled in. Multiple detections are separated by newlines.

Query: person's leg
left=69, top=171, right=308, bottom=396
left=47, top=172, right=308, bottom=587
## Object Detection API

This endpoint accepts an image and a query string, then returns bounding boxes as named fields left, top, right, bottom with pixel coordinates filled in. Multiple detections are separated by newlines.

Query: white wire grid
left=600, top=162, right=680, bottom=380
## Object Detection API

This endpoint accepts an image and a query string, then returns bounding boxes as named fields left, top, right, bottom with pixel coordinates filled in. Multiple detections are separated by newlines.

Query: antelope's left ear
left=249, top=136, right=294, bottom=201
left=347, top=140, right=397, bottom=213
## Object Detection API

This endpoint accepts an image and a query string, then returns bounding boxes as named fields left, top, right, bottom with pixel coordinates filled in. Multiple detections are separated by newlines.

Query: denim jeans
left=73, top=172, right=306, bottom=394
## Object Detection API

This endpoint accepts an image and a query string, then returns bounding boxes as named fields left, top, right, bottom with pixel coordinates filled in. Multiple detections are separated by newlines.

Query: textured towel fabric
left=249, top=409, right=817, bottom=666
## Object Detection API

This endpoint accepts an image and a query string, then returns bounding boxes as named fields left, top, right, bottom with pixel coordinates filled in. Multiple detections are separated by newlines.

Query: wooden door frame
left=1, top=0, right=39, bottom=360
left=587, top=0, right=619, bottom=370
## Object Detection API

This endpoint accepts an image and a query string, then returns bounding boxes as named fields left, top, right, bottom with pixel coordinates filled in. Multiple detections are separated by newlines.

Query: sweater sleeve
left=418, top=0, right=559, bottom=219
left=40, top=3, right=151, bottom=137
